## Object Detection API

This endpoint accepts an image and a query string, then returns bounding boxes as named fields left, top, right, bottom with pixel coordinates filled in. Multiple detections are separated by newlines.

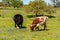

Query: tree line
left=0, top=0, right=59, bottom=16
left=0, top=0, right=60, bottom=8
left=51, top=0, right=60, bottom=7
left=0, top=0, right=23, bottom=8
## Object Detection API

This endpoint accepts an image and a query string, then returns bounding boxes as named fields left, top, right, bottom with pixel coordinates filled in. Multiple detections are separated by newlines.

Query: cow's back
left=33, top=16, right=48, bottom=24
left=13, top=14, right=23, bottom=24
left=37, top=16, right=48, bottom=24
left=32, top=18, right=40, bottom=24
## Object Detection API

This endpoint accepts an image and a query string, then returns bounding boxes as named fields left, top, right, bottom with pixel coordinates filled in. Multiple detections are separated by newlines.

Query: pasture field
left=0, top=9, right=60, bottom=40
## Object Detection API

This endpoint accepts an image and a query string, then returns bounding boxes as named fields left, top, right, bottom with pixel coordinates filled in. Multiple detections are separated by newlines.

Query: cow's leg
left=44, top=23, right=47, bottom=30
left=15, top=23, right=16, bottom=28
left=14, top=21, right=17, bottom=28
left=16, top=22, right=20, bottom=29
left=20, top=23, right=23, bottom=28
left=37, top=27, right=39, bottom=30
left=35, top=23, right=40, bottom=30
left=17, top=24, right=20, bottom=29
left=35, top=27, right=39, bottom=30
left=17, top=21, right=21, bottom=28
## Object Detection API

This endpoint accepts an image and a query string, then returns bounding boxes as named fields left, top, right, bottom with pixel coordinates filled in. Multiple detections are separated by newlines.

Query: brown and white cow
left=30, top=16, right=48, bottom=31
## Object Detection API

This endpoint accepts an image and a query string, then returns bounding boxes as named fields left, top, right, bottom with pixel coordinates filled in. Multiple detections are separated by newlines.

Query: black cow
left=13, top=14, right=23, bottom=29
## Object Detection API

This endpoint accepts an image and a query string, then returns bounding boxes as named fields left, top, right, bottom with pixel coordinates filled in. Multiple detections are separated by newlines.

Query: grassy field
left=0, top=9, right=60, bottom=40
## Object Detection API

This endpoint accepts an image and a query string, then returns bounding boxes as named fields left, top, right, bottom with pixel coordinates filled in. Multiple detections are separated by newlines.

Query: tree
left=24, top=1, right=47, bottom=16
left=51, top=0, right=56, bottom=7
left=51, top=0, right=60, bottom=7
left=10, top=0, right=23, bottom=8
left=47, top=3, right=55, bottom=16
left=56, top=1, right=60, bottom=7
left=2, top=0, right=23, bottom=8
left=24, top=0, right=55, bottom=17
left=2, top=0, right=10, bottom=7
left=0, top=2, right=3, bottom=7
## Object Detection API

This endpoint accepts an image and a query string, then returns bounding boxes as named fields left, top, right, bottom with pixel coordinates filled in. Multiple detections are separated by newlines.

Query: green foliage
left=24, top=1, right=47, bottom=16
left=51, top=0, right=60, bottom=7
left=10, top=0, right=23, bottom=8
left=46, top=3, right=55, bottom=16
left=2, top=0, right=23, bottom=8
left=56, top=2, right=60, bottom=6
left=24, top=0, right=55, bottom=16
left=0, top=2, right=3, bottom=7
left=2, top=0, right=11, bottom=7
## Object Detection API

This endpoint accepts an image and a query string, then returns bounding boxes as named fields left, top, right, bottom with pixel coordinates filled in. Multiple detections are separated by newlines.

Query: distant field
left=0, top=9, right=60, bottom=40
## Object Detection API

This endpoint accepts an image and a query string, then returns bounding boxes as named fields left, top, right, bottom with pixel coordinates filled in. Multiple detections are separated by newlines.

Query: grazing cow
left=30, top=16, right=48, bottom=31
left=13, top=14, right=23, bottom=29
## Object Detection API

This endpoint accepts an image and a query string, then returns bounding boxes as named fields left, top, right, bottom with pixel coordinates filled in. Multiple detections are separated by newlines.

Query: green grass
left=0, top=9, right=60, bottom=40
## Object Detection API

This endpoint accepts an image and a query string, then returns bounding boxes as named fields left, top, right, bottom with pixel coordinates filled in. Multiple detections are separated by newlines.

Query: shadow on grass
left=32, top=29, right=50, bottom=32
left=27, top=14, right=55, bottom=18
left=20, top=26, right=27, bottom=29
left=46, top=15, right=55, bottom=18
left=27, top=14, right=35, bottom=18
left=39, top=29, right=50, bottom=31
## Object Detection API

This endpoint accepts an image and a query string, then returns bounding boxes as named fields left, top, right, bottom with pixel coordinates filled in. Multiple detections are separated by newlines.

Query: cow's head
left=30, top=24, right=36, bottom=31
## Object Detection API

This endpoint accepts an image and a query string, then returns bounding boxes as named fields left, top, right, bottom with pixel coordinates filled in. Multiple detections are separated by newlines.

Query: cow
left=13, top=14, right=23, bottom=29
left=30, top=16, right=48, bottom=31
